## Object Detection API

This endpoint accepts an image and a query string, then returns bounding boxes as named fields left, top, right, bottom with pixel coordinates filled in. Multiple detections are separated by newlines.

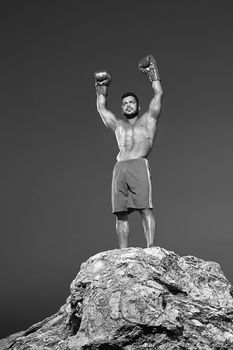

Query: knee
left=140, top=208, right=153, bottom=219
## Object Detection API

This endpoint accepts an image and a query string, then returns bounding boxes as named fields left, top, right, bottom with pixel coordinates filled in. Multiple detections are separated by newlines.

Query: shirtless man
left=94, top=55, right=163, bottom=248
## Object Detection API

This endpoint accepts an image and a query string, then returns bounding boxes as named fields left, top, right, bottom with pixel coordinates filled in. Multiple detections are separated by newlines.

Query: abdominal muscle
left=115, top=123, right=153, bottom=161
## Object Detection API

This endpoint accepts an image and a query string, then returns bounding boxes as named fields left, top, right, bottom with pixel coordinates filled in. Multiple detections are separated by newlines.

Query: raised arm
left=148, top=79, right=163, bottom=120
left=138, top=55, right=163, bottom=121
left=94, top=71, right=118, bottom=131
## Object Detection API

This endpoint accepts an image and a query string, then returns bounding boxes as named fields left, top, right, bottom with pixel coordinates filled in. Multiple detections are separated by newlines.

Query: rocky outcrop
left=1, top=247, right=233, bottom=349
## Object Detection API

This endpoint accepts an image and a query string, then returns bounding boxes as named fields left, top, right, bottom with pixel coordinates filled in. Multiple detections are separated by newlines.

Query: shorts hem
left=112, top=205, right=153, bottom=215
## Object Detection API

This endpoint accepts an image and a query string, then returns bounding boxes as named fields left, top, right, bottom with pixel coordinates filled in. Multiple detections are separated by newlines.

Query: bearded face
left=121, top=96, right=139, bottom=119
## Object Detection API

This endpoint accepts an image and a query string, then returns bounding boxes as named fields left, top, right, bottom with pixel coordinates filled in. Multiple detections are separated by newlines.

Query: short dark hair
left=121, top=92, right=139, bottom=106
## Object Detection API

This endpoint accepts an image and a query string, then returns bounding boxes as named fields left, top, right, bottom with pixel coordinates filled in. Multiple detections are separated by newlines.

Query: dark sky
left=1, top=0, right=233, bottom=339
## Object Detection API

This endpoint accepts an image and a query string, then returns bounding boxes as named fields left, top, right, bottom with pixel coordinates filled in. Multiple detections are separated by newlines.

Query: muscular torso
left=115, top=114, right=157, bottom=161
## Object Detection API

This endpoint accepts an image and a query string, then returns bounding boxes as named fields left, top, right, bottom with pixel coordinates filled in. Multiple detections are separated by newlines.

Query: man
left=94, top=55, right=163, bottom=248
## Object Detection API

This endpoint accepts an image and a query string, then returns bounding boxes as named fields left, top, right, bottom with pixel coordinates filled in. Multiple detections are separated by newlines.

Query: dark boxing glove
left=94, top=71, right=112, bottom=96
left=138, top=55, right=160, bottom=82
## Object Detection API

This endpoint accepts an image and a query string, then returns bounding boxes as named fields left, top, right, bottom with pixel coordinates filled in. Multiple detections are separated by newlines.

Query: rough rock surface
left=1, top=247, right=233, bottom=349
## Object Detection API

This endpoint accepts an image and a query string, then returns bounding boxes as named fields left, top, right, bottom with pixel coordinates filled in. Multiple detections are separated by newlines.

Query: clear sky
left=1, top=0, right=233, bottom=339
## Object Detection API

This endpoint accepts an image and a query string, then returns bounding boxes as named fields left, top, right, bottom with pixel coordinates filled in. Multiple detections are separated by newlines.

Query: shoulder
left=140, top=112, right=157, bottom=125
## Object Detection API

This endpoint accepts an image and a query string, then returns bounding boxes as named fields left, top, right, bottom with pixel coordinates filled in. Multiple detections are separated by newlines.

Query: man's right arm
left=95, top=71, right=118, bottom=131
left=97, top=94, right=118, bottom=131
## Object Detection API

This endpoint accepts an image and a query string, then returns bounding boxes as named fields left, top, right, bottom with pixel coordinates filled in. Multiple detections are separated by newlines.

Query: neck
left=126, top=115, right=139, bottom=125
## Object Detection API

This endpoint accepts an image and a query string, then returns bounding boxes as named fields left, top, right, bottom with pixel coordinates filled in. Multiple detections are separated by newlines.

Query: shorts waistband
left=116, top=157, right=147, bottom=164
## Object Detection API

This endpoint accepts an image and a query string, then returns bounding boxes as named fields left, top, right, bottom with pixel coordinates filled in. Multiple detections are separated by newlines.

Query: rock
left=1, top=247, right=233, bottom=349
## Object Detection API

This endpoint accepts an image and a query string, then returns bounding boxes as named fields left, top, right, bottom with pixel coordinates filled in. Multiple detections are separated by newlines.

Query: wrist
left=96, top=85, right=108, bottom=97
left=148, top=66, right=160, bottom=82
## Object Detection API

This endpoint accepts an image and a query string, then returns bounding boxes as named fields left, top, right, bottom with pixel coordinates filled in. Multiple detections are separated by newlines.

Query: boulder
left=1, top=247, right=233, bottom=349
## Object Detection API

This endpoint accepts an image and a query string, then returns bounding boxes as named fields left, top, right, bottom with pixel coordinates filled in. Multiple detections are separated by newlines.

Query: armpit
left=146, top=113, right=157, bottom=131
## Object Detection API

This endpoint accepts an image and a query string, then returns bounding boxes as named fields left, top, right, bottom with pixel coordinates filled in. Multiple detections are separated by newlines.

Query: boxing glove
left=94, top=71, right=112, bottom=96
left=138, top=55, right=160, bottom=82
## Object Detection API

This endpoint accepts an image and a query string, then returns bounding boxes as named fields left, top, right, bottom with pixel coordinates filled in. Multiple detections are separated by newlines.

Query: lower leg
left=116, top=212, right=129, bottom=248
left=140, top=209, right=156, bottom=248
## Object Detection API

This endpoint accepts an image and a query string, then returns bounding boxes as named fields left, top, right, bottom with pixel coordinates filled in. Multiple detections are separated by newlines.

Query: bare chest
left=115, top=123, right=150, bottom=148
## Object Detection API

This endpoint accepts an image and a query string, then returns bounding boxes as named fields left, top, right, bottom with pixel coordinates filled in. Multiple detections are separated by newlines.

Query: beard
left=123, top=109, right=139, bottom=119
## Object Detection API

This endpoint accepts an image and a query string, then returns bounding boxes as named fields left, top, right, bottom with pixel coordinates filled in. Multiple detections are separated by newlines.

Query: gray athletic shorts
left=111, top=158, right=153, bottom=214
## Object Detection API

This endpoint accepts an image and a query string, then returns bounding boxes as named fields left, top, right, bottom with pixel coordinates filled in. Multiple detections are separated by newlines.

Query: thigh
left=112, top=163, right=128, bottom=214
left=127, top=159, right=153, bottom=209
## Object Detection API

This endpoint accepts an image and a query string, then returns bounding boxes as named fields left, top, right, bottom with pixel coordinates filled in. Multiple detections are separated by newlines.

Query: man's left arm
left=148, top=80, right=163, bottom=121
left=138, top=55, right=163, bottom=121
